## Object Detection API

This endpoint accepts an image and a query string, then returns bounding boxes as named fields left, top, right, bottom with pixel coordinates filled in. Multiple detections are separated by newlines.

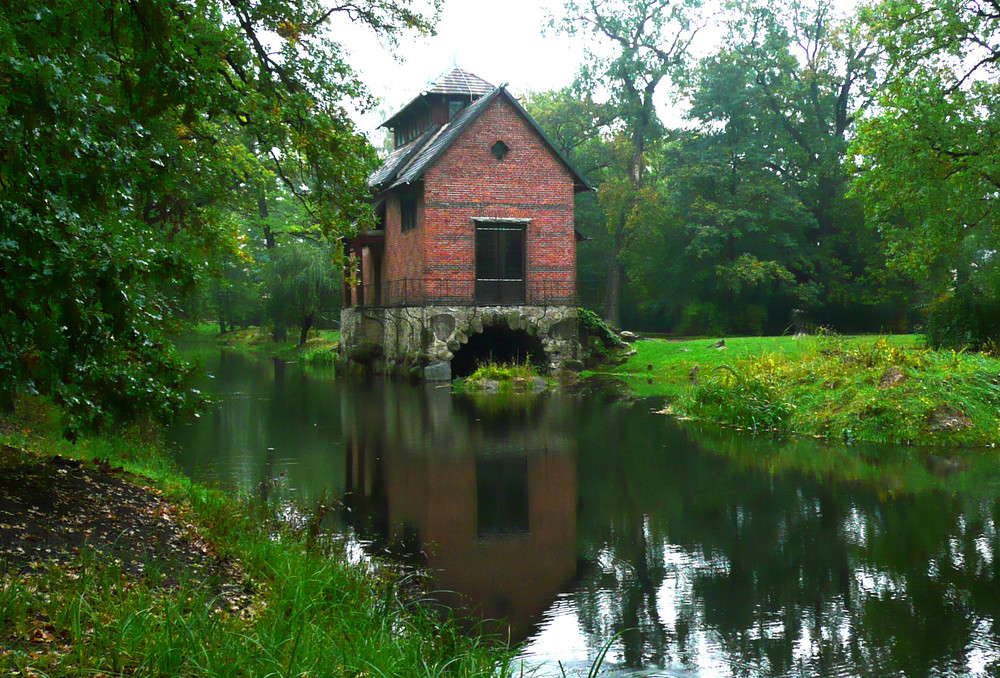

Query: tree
left=0, top=0, right=436, bottom=428
left=850, top=0, right=1000, bottom=346
left=554, top=0, right=713, bottom=326
left=851, top=0, right=1000, bottom=284
left=264, top=241, right=339, bottom=346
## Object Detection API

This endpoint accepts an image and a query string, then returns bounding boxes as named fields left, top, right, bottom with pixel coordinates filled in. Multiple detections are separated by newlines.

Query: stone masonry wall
left=341, top=305, right=580, bottom=380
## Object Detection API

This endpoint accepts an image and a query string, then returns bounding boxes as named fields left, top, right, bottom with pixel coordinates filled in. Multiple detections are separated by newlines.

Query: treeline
left=3, top=0, right=997, bottom=428
left=527, top=0, right=1000, bottom=342
left=181, top=187, right=341, bottom=347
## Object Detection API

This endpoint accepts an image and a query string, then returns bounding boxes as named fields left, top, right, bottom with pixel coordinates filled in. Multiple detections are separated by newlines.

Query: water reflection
left=342, top=386, right=578, bottom=640
left=170, top=347, right=1000, bottom=677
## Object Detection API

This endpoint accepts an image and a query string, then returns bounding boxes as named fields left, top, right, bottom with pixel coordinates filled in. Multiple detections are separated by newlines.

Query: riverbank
left=597, top=334, right=1000, bottom=447
left=185, top=323, right=340, bottom=364
left=0, top=399, right=511, bottom=676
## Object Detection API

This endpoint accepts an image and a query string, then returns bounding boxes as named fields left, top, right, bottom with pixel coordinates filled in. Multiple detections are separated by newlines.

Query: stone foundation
left=340, top=305, right=581, bottom=381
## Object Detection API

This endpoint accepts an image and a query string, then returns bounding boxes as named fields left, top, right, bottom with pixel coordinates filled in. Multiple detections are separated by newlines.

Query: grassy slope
left=595, top=334, right=1000, bottom=447
left=0, top=404, right=511, bottom=677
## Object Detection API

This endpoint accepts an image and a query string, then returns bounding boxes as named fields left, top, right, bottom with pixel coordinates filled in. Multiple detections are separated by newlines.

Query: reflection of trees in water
left=573, top=402, right=1000, bottom=676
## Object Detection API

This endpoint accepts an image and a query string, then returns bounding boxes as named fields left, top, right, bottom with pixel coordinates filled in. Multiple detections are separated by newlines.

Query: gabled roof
left=369, top=85, right=594, bottom=194
left=381, top=67, right=494, bottom=130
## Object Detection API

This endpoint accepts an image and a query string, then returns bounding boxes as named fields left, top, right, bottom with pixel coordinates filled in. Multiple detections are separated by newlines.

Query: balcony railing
left=345, top=278, right=579, bottom=308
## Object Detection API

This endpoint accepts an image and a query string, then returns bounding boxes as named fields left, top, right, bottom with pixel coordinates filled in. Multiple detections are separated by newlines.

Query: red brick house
left=341, top=68, right=590, bottom=379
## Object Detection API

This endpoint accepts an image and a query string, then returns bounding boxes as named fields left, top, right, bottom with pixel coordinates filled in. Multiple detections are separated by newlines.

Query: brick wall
left=386, top=95, right=577, bottom=305
left=383, top=185, right=425, bottom=305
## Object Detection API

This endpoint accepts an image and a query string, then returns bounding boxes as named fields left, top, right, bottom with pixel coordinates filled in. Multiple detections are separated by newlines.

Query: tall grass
left=670, top=335, right=1000, bottom=446
left=0, top=408, right=512, bottom=677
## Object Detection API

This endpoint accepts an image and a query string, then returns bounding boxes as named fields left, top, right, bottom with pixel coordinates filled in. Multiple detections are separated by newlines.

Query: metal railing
left=346, top=278, right=578, bottom=308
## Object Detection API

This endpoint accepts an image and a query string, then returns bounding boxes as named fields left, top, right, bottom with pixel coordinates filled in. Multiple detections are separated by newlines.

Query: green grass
left=0, top=404, right=513, bottom=677
left=595, top=334, right=1000, bottom=447
left=202, top=326, right=341, bottom=364
left=453, top=361, right=548, bottom=395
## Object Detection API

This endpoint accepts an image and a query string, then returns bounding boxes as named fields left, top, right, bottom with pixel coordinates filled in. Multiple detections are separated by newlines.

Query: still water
left=170, top=345, right=1000, bottom=677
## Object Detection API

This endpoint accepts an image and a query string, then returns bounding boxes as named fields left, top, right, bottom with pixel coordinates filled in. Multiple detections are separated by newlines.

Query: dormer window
left=448, top=99, right=465, bottom=120
left=491, top=140, right=510, bottom=161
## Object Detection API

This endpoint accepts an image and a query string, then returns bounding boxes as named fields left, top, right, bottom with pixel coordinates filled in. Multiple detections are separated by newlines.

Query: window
left=491, top=140, right=510, bottom=161
left=400, top=190, right=418, bottom=232
left=448, top=98, right=465, bottom=119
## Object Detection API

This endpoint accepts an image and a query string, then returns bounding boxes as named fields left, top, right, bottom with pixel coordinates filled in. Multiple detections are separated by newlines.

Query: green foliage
left=851, top=0, right=1000, bottom=311
left=688, top=359, right=795, bottom=433
left=263, top=241, right=339, bottom=345
left=924, top=279, right=1000, bottom=352
left=0, top=0, right=435, bottom=428
left=467, top=361, right=541, bottom=382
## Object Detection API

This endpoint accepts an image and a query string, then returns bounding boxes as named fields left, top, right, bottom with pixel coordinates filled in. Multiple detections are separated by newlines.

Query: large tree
left=851, top=0, right=1000, bottom=279
left=0, top=0, right=436, bottom=428
left=555, top=0, right=713, bottom=326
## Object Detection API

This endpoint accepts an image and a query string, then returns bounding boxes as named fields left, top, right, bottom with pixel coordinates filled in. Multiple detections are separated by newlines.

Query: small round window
left=491, top=140, right=510, bottom=161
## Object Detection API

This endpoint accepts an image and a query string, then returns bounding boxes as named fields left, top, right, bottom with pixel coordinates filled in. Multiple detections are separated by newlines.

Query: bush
left=925, top=285, right=1000, bottom=351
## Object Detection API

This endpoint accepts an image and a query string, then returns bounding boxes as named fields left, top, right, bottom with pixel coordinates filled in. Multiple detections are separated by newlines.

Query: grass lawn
left=592, top=334, right=1000, bottom=447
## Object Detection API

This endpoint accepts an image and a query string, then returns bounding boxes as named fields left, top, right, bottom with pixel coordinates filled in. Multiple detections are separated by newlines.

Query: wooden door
left=475, top=223, right=525, bottom=304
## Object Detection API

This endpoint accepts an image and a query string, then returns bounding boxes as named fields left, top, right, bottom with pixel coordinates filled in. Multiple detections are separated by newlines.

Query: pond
left=169, top=344, right=1000, bottom=677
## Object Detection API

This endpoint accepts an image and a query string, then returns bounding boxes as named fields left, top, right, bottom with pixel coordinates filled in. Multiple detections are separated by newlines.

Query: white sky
left=337, top=0, right=585, bottom=140
left=336, top=0, right=859, bottom=141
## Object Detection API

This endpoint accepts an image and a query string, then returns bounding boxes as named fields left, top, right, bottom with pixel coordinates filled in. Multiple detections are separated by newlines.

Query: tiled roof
left=424, top=67, right=494, bottom=98
left=367, top=126, right=439, bottom=189
left=380, top=67, right=494, bottom=130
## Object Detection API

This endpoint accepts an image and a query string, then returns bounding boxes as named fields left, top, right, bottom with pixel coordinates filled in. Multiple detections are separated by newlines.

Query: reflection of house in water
left=342, top=385, right=578, bottom=640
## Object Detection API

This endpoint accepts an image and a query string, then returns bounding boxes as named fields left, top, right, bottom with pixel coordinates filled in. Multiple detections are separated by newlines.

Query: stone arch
left=450, top=323, right=547, bottom=378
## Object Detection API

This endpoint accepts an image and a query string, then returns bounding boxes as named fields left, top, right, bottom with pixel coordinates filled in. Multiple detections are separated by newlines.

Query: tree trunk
left=603, top=253, right=624, bottom=328
left=259, top=193, right=275, bottom=249
left=298, top=312, right=315, bottom=346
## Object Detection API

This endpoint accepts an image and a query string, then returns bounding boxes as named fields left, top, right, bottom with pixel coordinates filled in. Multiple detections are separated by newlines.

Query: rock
left=430, top=314, right=456, bottom=341
left=624, top=348, right=637, bottom=357
left=446, top=339, right=461, bottom=352
left=478, top=379, right=501, bottom=394
left=454, top=331, right=468, bottom=345
left=689, top=364, right=700, bottom=384
left=709, top=339, right=726, bottom=349
left=471, top=317, right=484, bottom=334
left=878, top=366, right=906, bottom=389
left=531, top=377, right=548, bottom=393
left=424, top=360, right=452, bottom=382
left=620, top=330, right=638, bottom=343
left=927, top=405, right=972, bottom=432
left=563, top=359, right=584, bottom=372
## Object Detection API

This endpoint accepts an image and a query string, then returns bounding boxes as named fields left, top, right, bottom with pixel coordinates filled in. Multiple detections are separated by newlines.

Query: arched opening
left=450, top=325, right=547, bottom=378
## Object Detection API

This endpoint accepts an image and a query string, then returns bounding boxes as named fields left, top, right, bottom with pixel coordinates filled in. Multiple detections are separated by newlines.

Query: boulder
left=531, top=377, right=548, bottom=393
left=424, top=360, right=452, bottom=382
left=878, top=366, right=906, bottom=389
left=620, top=330, right=638, bottom=343
left=927, top=405, right=972, bottom=432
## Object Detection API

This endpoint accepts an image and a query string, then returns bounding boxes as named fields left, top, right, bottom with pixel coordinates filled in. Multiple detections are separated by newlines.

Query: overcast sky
left=338, top=0, right=587, bottom=138
left=338, top=0, right=859, bottom=141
